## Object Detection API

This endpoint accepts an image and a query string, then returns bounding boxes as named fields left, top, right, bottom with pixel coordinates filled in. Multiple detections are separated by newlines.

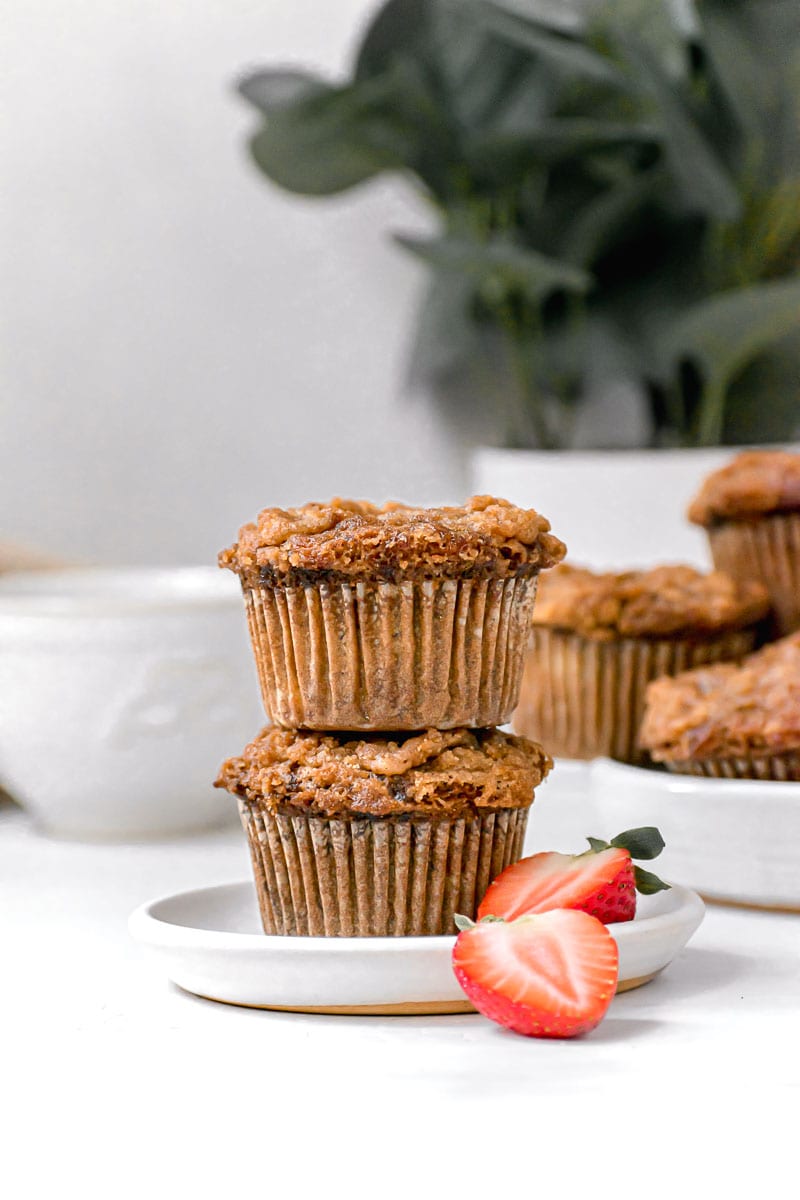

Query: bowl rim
left=0, top=566, right=241, bottom=616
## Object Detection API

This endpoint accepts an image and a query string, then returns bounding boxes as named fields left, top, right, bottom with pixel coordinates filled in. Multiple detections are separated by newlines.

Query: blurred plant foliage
left=238, top=0, right=800, bottom=449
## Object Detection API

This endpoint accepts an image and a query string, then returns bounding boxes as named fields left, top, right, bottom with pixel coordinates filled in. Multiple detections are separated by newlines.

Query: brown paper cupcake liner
left=513, top=625, right=757, bottom=764
left=663, top=752, right=800, bottom=781
left=243, top=574, right=538, bottom=730
left=708, top=514, right=800, bottom=636
left=239, top=801, right=530, bottom=936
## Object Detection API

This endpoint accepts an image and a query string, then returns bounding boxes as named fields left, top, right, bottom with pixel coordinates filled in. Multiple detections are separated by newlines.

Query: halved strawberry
left=477, top=827, right=669, bottom=925
left=452, top=910, right=618, bottom=1038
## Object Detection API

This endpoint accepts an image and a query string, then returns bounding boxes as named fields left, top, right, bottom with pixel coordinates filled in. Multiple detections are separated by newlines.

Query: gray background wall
left=1, top=0, right=467, bottom=565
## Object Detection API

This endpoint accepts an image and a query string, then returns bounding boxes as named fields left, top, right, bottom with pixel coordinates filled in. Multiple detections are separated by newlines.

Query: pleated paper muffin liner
left=512, top=625, right=757, bottom=765
left=663, top=752, right=800, bottom=781
left=239, top=801, right=530, bottom=937
left=707, top=514, right=800, bottom=636
left=243, top=574, right=538, bottom=730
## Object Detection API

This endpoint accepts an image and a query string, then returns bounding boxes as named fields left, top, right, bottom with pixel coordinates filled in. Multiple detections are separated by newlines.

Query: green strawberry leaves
left=586, top=826, right=670, bottom=893
left=633, top=866, right=672, bottom=895
left=610, top=826, right=665, bottom=861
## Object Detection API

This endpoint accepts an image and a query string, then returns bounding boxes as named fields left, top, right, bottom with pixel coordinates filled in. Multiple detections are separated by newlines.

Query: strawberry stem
left=455, top=913, right=506, bottom=931
left=584, top=828, right=670, bottom=892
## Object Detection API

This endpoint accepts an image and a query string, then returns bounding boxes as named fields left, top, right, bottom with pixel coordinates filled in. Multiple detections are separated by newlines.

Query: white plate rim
left=591, top=756, right=800, bottom=801
left=129, top=878, right=705, bottom=953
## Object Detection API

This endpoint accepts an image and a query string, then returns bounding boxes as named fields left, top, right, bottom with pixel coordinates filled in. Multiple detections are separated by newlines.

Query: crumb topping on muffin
left=688, top=451, right=800, bottom=526
left=219, top=495, right=566, bottom=583
left=640, top=632, right=800, bottom=762
left=532, top=563, right=769, bottom=641
left=215, top=726, right=551, bottom=819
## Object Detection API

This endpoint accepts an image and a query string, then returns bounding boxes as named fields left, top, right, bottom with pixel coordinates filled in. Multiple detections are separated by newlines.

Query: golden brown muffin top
left=215, top=726, right=551, bottom=819
left=640, top=632, right=800, bottom=762
left=532, top=562, right=769, bottom=641
left=219, top=495, right=566, bottom=583
left=688, top=451, right=800, bottom=526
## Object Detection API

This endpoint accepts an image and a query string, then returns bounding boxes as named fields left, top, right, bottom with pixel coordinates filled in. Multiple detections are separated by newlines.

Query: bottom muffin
left=639, top=632, right=800, bottom=779
left=215, top=726, right=551, bottom=936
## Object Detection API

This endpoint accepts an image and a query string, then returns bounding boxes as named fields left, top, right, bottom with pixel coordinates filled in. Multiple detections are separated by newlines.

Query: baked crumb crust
left=216, top=726, right=551, bottom=819
left=688, top=451, right=800, bottom=526
left=532, top=563, right=769, bottom=640
left=219, top=495, right=565, bottom=583
left=640, top=632, right=800, bottom=762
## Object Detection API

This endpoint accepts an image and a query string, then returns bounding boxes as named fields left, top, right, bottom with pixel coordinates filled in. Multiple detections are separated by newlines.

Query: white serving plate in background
left=129, top=880, right=704, bottom=1015
left=591, top=759, right=800, bottom=912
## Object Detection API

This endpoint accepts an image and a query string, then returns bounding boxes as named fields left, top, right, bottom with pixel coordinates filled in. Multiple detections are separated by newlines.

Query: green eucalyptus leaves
left=238, top=0, right=800, bottom=449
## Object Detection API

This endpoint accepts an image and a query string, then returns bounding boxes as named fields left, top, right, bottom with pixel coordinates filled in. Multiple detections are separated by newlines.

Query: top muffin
left=222, top=494, right=564, bottom=730
left=220, top=495, right=566, bottom=585
left=533, top=563, right=769, bottom=641
left=688, top=451, right=800, bottom=526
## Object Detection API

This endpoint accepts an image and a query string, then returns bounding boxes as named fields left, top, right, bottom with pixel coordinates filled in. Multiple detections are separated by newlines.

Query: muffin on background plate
left=513, top=563, right=769, bottom=764
left=216, top=726, right=551, bottom=936
left=640, top=632, right=800, bottom=780
left=219, top=495, right=565, bottom=731
left=689, top=450, right=800, bottom=635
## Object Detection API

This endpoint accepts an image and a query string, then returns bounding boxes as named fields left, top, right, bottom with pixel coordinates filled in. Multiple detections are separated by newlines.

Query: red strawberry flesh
left=452, top=910, right=619, bottom=1038
left=477, top=847, right=637, bottom=925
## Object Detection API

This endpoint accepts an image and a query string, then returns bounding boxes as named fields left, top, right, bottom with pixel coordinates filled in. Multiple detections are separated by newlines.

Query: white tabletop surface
left=3, top=771, right=799, bottom=1197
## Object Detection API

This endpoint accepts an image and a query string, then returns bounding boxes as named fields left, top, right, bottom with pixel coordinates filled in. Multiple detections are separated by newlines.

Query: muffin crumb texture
left=220, top=495, right=565, bottom=582
left=532, top=563, right=769, bottom=640
left=216, top=726, right=551, bottom=819
left=688, top=450, right=800, bottom=526
left=640, top=632, right=800, bottom=762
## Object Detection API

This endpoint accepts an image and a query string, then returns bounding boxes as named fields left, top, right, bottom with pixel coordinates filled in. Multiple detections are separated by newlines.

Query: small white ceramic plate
left=129, top=880, right=704, bottom=1015
left=592, top=759, right=800, bottom=912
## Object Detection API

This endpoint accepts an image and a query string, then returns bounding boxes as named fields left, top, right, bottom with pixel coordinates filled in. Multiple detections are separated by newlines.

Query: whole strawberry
left=453, top=910, right=619, bottom=1038
left=478, top=826, right=669, bottom=925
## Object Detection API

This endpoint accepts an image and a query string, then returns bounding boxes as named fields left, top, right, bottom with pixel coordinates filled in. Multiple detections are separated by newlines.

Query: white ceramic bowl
left=0, top=567, right=263, bottom=840
left=129, top=879, right=705, bottom=1014
left=591, top=758, right=800, bottom=911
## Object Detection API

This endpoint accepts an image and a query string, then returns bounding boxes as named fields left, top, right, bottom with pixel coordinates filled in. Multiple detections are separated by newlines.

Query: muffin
left=219, top=495, right=565, bottom=730
left=512, top=563, right=769, bottom=763
left=688, top=450, right=800, bottom=635
left=216, top=725, right=551, bottom=936
left=640, top=632, right=800, bottom=780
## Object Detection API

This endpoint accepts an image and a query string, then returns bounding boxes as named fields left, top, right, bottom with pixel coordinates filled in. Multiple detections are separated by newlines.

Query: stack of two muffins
left=215, top=497, right=565, bottom=936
